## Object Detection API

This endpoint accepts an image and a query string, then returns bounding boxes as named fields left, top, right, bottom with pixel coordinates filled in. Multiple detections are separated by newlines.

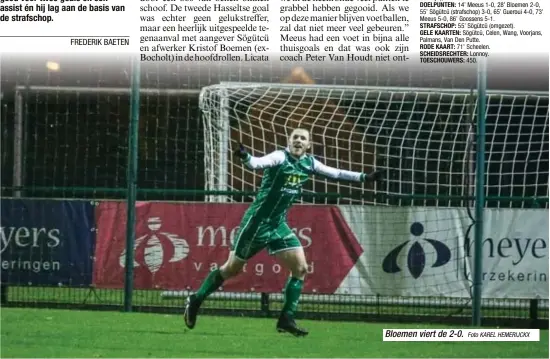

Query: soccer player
left=184, top=128, right=384, bottom=336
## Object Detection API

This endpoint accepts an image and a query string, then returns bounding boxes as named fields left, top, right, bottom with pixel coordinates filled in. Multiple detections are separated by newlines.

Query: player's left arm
left=312, top=158, right=385, bottom=182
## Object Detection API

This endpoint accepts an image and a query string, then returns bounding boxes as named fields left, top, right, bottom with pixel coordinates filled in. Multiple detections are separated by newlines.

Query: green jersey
left=241, top=148, right=366, bottom=223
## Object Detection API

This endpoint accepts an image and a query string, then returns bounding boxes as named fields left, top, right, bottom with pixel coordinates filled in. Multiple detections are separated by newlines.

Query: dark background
left=0, top=54, right=548, bottom=208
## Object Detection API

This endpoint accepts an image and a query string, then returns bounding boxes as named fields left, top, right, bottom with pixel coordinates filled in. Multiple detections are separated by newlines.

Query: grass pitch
left=1, top=308, right=548, bottom=358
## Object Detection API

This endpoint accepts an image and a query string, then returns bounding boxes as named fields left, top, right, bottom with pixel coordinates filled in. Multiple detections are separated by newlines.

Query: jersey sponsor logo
left=381, top=222, right=451, bottom=279
left=286, top=174, right=302, bottom=186
left=119, top=217, right=190, bottom=274
left=282, top=174, right=308, bottom=194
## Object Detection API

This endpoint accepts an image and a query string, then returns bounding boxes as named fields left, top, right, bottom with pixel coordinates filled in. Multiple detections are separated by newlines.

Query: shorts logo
left=382, top=222, right=451, bottom=279
left=119, top=217, right=189, bottom=273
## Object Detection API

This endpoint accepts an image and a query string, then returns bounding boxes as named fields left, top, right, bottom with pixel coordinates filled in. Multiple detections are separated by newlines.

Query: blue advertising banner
left=1, top=199, right=95, bottom=286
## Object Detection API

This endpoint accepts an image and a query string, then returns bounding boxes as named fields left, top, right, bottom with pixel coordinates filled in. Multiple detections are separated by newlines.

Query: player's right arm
left=234, top=143, right=285, bottom=170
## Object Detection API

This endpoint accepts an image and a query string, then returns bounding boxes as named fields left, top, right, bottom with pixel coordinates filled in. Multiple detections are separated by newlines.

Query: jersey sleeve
left=312, top=157, right=366, bottom=182
left=242, top=150, right=285, bottom=170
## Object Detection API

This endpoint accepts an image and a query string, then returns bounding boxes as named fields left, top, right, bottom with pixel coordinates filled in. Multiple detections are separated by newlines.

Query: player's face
left=288, top=129, right=310, bottom=157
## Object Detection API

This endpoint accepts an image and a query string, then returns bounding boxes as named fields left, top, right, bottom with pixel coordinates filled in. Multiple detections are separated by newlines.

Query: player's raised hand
left=366, top=169, right=386, bottom=182
left=233, top=143, right=248, bottom=160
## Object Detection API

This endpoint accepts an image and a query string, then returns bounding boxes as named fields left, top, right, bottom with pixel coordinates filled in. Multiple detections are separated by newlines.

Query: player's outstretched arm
left=312, top=158, right=385, bottom=182
left=234, top=143, right=285, bottom=170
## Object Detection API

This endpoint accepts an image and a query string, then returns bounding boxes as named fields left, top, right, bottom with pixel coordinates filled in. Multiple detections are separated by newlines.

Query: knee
left=219, top=258, right=244, bottom=279
left=292, top=261, right=308, bottom=280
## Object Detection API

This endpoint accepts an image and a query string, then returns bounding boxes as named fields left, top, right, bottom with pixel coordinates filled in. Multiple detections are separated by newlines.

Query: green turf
left=1, top=308, right=548, bottom=358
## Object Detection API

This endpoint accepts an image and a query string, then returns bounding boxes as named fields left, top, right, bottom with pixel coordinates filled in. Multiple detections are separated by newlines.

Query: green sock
left=195, top=269, right=225, bottom=303
left=282, top=277, right=304, bottom=317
